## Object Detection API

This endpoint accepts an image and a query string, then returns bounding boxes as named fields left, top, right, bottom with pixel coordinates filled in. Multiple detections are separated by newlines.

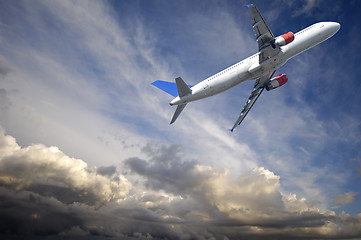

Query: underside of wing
left=248, top=4, right=280, bottom=63
left=230, top=87, right=264, bottom=132
left=230, top=71, right=276, bottom=132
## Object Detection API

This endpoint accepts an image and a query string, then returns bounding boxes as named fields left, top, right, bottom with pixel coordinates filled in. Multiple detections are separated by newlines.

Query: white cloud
left=334, top=192, right=358, bottom=204
left=0, top=0, right=346, bottom=201
left=0, top=129, right=361, bottom=239
left=292, top=0, right=319, bottom=17
left=0, top=0, right=260, bottom=174
left=0, top=0, right=159, bottom=166
left=0, top=0, right=359, bottom=238
left=0, top=127, right=131, bottom=206
left=124, top=147, right=331, bottom=228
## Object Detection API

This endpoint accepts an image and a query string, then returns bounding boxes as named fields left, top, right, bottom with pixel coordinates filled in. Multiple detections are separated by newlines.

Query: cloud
left=0, top=187, right=85, bottom=236
left=0, top=56, right=11, bottom=77
left=0, top=0, right=360, bottom=239
left=292, top=0, right=319, bottom=17
left=354, top=158, right=361, bottom=177
left=97, top=165, right=117, bottom=177
left=334, top=192, right=358, bottom=204
left=0, top=127, right=131, bottom=206
left=0, top=0, right=260, bottom=182
left=124, top=145, right=330, bottom=229
left=1, top=129, right=361, bottom=239
left=0, top=89, right=12, bottom=111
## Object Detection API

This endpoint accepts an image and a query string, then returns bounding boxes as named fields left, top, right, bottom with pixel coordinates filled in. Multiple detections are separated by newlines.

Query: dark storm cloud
left=124, top=144, right=357, bottom=231
left=97, top=165, right=117, bottom=177
left=0, top=187, right=83, bottom=236
left=0, top=128, right=131, bottom=207
left=1, top=130, right=361, bottom=239
left=125, top=156, right=201, bottom=196
left=125, top=144, right=223, bottom=198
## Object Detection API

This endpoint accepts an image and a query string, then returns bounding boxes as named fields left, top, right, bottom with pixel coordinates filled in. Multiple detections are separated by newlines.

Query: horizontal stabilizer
left=152, top=80, right=193, bottom=97
left=170, top=104, right=187, bottom=124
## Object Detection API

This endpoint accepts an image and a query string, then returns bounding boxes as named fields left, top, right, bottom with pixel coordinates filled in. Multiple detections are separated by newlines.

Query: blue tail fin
left=152, top=80, right=193, bottom=97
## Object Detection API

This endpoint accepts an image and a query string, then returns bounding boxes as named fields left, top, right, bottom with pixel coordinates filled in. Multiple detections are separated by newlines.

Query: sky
left=0, top=0, right=361, bottom=239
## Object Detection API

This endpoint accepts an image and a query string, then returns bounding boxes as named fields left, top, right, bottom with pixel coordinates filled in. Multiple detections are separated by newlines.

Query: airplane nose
left=329, top=22, right=340, bottom=33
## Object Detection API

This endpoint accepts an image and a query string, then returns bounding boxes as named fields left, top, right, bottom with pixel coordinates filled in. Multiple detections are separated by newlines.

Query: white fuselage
left=170, top=22, right=340, bottom=106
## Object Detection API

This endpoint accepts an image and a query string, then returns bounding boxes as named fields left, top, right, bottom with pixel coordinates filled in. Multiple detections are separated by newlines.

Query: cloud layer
left=1, top=129, right=361, bottom=239
left=0, top=128, right=130, bottom=206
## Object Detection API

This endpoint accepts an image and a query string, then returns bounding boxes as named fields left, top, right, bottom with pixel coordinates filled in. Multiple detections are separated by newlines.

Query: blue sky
left=0, top=0, right=361, bottom=239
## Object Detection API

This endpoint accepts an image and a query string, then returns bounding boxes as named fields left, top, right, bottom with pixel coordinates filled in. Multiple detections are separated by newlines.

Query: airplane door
left=201, top=81, right=209, bottom=89
left=200, top=81, right=209, bottom=96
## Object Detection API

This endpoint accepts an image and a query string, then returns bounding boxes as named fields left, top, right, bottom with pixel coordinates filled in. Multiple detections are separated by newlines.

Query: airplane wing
left=248, top=4, right=280, bottom=63
left=230, top=71, right=276, bottom=132
left=229, top=6, right=281, bottom=132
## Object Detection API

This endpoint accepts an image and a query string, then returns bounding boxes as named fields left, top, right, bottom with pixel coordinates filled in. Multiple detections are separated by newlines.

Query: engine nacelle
left=271, top=32, right=294, bottom=48
left=265, top=74, right=288, bottom=91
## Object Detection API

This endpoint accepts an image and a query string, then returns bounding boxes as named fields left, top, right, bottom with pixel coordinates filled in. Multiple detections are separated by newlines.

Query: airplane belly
left=188, top=70, right=251, bottom=101
left=212, top=72, right=251, bottom=95
left=246, top=56, right=287, bottom=79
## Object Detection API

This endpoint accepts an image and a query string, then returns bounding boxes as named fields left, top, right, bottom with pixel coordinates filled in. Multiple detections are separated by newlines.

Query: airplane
left=152, top=4, right=340, bottom=132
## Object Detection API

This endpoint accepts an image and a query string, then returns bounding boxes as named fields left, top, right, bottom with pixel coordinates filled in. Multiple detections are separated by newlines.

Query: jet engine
left=271, top=32, right=294, bottom=48
left=265, top=74, right=288, bottom=91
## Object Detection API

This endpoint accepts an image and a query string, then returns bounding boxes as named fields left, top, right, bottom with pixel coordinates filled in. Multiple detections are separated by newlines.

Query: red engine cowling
left=265, top=74, right=288, bottom=91
left=271, top=32, right=294, bottom=48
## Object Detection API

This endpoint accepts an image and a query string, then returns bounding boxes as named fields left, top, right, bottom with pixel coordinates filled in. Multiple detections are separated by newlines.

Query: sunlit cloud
left=1, top=129, right=361, bottom=239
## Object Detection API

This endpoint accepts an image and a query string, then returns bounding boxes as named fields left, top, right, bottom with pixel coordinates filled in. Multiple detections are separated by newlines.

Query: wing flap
left=248, top=4, right=274, bottom=50
left=230, top=71, right=276, bottom=132
left=247, top=4, right=280, bottom=63
left=230, top=87, right=263, bottom=132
